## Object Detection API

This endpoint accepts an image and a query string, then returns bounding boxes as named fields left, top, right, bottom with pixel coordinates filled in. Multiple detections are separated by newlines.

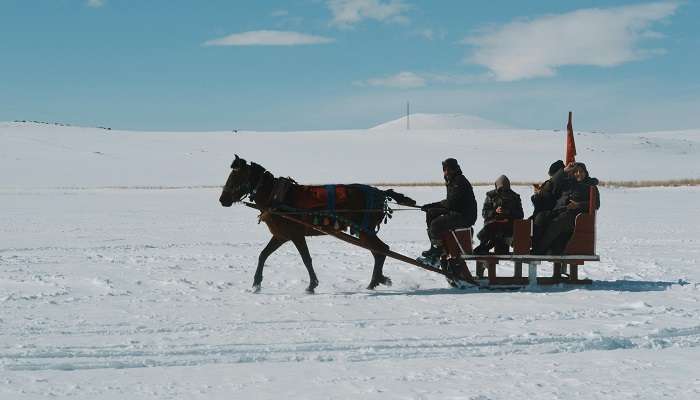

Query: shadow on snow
left=352, top=279, right=689, bottom=297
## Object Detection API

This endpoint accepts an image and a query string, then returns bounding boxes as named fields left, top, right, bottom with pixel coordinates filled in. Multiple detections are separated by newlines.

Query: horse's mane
left=248, top=162, right=267, bottom=184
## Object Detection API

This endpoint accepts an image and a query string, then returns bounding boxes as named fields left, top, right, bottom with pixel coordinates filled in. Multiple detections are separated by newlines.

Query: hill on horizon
left=1, top=121, right=699, bottom=188
left=370, top=113, right=513, bottom=131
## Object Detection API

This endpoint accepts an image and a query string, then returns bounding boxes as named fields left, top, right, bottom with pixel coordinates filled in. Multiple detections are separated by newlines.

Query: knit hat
left=548, top=160, right=565, bottom=176
left=442, top=158, right=461, bottom=172
left=495, top=175, right=510, bottom=190
left=574, top=162, right=589, bottom=177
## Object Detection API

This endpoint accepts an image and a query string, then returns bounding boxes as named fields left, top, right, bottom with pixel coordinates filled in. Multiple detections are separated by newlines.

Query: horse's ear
left=231, top=154, right=247, bottom=169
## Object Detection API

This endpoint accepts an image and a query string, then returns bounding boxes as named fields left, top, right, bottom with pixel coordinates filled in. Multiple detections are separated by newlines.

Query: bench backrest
left=443, top=228, right=473, bottom=257
left=510, top=186, right=597, bottom=256
left=512, top=219, right=532, bottom=255
left=564, top=186, right=597, bottom=255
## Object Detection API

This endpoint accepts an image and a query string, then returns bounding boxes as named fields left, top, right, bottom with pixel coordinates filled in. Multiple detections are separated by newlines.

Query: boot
left=473, top=240, right=493, bottom=255
left=420, top=229, right=433, bottom=256
left=494, top=240, right=509, bottom=255
left=421, top=239, right=444, bottom=260
left=422, top=245, right=443, bottom=258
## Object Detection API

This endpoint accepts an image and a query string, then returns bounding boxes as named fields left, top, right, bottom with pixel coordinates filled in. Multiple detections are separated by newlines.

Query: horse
left=219, top=155, right=416, bottom=293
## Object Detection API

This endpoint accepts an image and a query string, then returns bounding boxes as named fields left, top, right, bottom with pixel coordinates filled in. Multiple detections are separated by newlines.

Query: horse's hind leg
left=361, top=234, right=391, bottom=290
left=253, top=236, right=287, bottom=292
left=367, top=251, right=391, bottom=290
left=291, top=236, right=318, bottom=294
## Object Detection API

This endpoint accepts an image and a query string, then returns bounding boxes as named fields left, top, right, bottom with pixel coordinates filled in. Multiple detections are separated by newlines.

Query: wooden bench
left=444, top=187, right=599, bottom=287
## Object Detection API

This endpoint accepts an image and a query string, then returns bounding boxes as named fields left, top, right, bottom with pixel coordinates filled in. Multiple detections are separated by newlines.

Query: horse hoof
left=367, top=277, right=390, bottom=290
left=251, top=284, right=261, bottom=293
left=305, top=287, right=315, bottom=294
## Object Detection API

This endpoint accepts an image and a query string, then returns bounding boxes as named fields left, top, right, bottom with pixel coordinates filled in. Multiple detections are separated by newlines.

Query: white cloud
left=416, top=28, right=447, bottom=41
left=358, top=71, right=490, bottom=88
left=203, top=30, right=334, bottom=46
left=463, top=2, right=680, bottom=81
left=86, top=0, right=105, bottom=8
left=360, top=71, right=426, bottom=88
left=419, top=28, right=434, bottom=40
left=271, top=9, right=289, bottom=18
left=327, top=0, right=410, bottom=28
left=422, top=72, right=492, bottom=85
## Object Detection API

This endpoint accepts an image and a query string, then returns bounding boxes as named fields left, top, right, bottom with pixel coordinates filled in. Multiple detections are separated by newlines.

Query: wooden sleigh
left=442, top=187, right=599, bottom=288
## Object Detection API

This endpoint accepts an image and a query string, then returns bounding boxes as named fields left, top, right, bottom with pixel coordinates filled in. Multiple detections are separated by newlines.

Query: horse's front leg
left=253, top=236, right=287, bottom=292
left=291, top=236, right=318, bottom=294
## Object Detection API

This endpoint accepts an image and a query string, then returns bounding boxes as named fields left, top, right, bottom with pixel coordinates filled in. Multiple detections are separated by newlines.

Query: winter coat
left=551, top=169, right=601, bottom=214
left=531, top=178, right=558, bottom=215
left=482, top=188, right=524, bottom=223
left=424, top=173, right=478, bottom=226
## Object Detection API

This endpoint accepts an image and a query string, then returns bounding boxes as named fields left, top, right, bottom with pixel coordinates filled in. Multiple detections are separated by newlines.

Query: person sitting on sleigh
left=473, top=175, right=524, bottom=254
left=419, top=158, right=478, bottom=262
left=533, top=162, right=600, bottom=255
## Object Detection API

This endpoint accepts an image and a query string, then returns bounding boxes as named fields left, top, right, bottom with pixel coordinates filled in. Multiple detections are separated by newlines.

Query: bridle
left=223, top=166, right=252, bottom=202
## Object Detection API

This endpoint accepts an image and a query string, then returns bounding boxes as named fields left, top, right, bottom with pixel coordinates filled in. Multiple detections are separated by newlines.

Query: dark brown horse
left=219, top=155, right=416, bottom=293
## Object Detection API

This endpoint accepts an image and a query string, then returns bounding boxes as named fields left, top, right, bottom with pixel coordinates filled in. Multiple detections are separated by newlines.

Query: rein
left=242, top=202, right=419, bottom=214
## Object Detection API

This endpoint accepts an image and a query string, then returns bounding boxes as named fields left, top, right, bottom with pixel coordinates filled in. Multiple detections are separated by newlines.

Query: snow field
left=1, top=185, right=699, bottom=399
left=1, top=121, right=699, bottom=188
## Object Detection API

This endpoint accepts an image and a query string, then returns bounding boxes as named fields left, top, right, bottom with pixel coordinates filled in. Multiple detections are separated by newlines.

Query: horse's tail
left=383, top=189, right=417, bottom=207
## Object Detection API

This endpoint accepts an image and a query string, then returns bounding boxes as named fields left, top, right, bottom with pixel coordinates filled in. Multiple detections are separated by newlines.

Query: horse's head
left=219, top=155, right=252, bottom=207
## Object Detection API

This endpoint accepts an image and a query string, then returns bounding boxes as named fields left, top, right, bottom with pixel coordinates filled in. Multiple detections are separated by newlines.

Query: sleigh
left=452, top=186, right=599, bottom=287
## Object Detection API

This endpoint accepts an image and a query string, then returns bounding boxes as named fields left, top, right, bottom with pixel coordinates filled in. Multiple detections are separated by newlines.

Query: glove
left=420, top=204, right=431, bottom=212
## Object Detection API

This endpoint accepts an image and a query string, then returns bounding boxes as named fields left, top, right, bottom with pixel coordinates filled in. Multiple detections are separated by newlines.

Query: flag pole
left=566, top=111, right=577, bottom=165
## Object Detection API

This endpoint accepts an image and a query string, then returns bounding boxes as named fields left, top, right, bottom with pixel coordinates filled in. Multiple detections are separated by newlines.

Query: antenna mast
left=406, top=101, right=410, bottom=130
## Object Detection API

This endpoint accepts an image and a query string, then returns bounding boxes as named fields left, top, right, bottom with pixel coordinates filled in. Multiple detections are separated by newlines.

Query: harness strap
left=360, top=186, right=377, bottom=236
left=325, top=185, right=336, bottom=220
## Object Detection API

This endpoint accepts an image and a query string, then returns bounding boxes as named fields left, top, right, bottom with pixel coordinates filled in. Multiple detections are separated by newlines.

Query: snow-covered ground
left=1, top=120, right=699, bottom=399
left=1, top=185, right=699, bottom=399
left=1, top=119, right=698, bottom=188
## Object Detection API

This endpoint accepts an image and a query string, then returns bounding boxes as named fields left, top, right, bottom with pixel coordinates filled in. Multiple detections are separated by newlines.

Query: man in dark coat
left=533, top=162, right=600, bottom=254
left=530, top=160, right=565, bottom=245
left=473, top=175, right=524, bottom=254
left=420, top=158, right=478, bottom=260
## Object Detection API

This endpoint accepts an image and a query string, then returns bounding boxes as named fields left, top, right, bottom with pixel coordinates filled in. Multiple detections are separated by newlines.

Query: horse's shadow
left=351, top=279, right=687, bottom=297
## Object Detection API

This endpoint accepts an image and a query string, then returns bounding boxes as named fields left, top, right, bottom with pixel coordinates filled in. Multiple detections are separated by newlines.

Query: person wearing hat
left=533, top=162, right=600, bottom=254
left=419, top=158, right=478, bottom=261
left=530, top=160, right=565, bottom=245
left=473, top=175, right=524, bottom=254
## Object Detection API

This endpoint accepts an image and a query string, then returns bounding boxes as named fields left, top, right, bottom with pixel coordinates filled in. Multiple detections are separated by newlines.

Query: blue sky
left=1, top=0, right=698, bottom=132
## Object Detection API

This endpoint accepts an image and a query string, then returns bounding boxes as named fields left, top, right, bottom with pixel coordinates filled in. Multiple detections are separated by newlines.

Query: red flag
left=565, top=111, right=577, bottom=165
